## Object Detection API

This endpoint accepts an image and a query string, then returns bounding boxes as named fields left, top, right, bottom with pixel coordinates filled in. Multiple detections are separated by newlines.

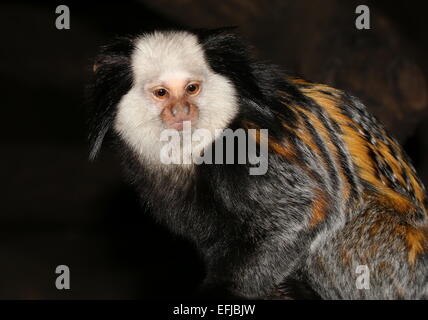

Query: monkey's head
left=88, top=30, right=256, bottom=165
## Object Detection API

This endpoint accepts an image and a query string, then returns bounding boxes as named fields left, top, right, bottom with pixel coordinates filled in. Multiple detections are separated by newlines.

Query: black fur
left=87, top=36, right=134, bottom=160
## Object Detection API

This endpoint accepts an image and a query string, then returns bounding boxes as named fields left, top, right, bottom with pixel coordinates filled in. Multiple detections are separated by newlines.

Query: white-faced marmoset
left=88, top=29, right=428, bottom=299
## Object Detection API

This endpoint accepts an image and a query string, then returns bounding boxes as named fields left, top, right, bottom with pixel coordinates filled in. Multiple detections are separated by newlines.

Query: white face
left=114, top=31, right=238, bottom=166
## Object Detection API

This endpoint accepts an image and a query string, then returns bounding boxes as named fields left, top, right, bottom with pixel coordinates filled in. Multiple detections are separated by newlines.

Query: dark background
left=0, top=0, right=427, bottom=299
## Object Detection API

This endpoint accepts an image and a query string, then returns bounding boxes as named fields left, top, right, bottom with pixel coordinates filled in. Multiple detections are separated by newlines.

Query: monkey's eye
left=153, top=88, right=169, bottom=99
left=186, top=83, right=200, bottom=95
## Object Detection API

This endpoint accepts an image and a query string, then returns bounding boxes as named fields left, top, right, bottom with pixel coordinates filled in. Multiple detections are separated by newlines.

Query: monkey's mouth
left=165, top=118, right=198, bottom=131
left=170, top=120, right=186, bottom=131
left=169, top=119, right=196, bottom=131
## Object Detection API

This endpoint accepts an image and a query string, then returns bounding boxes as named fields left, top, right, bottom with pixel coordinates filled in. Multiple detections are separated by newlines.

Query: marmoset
left=88, top=28, right=428, bottom=299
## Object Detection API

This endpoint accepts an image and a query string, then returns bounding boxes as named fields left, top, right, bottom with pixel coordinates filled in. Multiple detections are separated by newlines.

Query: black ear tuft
left=87, top=36, right=135, bottom=160
left=194, top=27, right=286, bottom=138
left=194, top=26, right=259, bottom=100
left=194, top=27, right=253, bottom=83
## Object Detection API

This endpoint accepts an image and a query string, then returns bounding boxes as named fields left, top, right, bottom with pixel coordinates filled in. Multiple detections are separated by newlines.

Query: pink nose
left=161, top=102, right=199, bottom=130
left=170, top=103, right=191, bottom=118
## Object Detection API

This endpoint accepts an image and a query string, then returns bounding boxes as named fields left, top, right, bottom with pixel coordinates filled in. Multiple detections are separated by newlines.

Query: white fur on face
left=114, top=31, right=238, bottom=166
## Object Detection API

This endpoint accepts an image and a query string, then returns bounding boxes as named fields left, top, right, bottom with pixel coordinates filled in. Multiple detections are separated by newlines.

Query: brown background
left=0, top=0, right=427, bottom=298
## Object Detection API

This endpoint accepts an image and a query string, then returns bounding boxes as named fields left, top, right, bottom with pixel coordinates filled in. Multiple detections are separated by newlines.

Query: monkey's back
left=277, top=78, right=427, bottom=218
left=276, top=78, right=428, bottom=299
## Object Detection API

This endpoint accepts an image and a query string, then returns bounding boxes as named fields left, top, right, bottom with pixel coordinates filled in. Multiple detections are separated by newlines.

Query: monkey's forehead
left=132, top=31, right=210, bottom=84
